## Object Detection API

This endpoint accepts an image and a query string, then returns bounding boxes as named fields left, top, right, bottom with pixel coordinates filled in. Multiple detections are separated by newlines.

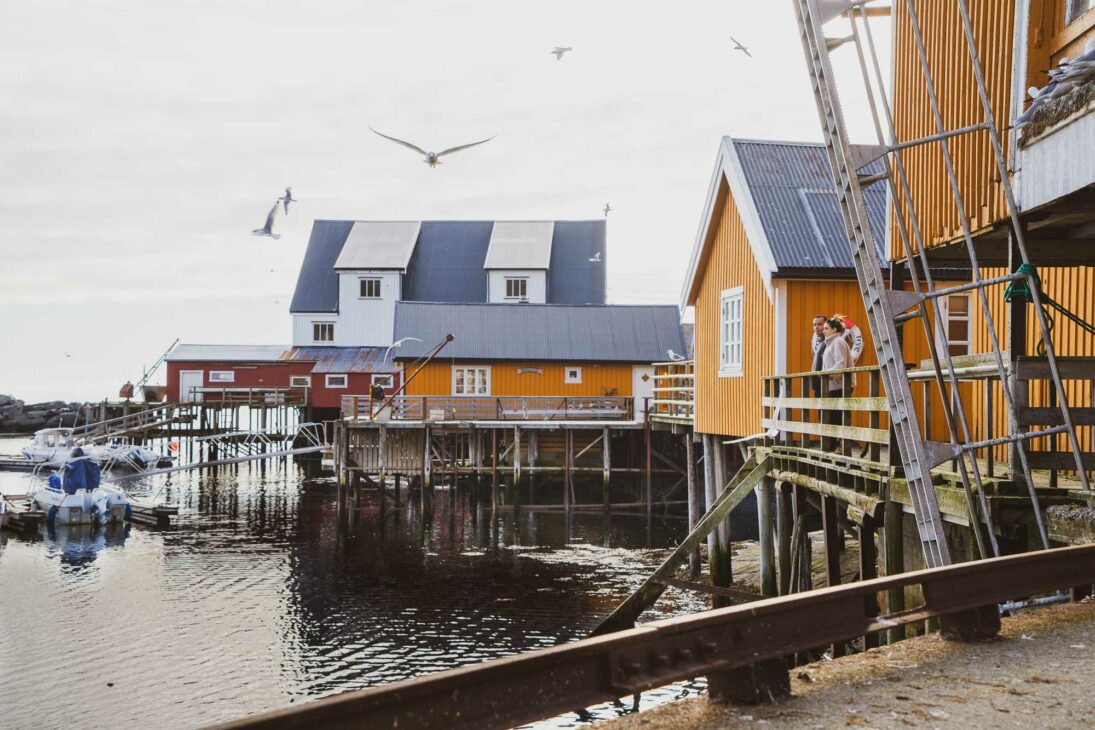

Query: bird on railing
left=666, top=349, right=687, bottom=362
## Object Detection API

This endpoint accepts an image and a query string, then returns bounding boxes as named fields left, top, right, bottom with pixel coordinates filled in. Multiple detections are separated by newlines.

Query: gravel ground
left=598, top=599, right=1095, bottom=729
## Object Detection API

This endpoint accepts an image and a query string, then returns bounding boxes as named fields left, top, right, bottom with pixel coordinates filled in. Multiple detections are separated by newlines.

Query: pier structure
left=332, top=394, right=696, bottom=519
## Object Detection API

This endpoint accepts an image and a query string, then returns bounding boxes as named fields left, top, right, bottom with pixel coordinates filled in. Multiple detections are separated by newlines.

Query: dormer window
left=505, top=277, right=528, bottom=300
left=313, top=322, right=334, bottom=343
left=359, top=278, right=382, bottom=299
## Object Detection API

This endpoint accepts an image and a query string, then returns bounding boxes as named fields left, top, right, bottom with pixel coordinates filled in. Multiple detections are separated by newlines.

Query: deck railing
left=650, top=360, right=694, bottom=423
left=188, top=386, right=310, bottom=406
left=341, top=395, right=634, bottom=422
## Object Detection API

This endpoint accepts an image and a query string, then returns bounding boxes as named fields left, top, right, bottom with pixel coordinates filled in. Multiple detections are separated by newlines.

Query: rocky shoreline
left=0, top=394, right=87, bottom=434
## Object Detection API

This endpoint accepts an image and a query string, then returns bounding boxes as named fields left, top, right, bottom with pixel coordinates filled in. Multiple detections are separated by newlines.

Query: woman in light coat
left=821, top=317, right=854, bottom=450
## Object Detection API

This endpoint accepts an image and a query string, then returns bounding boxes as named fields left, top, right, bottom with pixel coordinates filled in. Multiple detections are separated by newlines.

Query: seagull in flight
left=551, top=46, right=572, bottom=61
left=603, top=203, right=611, bottom=217
left=370, top=128, right=496, bottom=167
left=666, top=350, right=687, bottom=362
left=588, top=252, right=602, bottom=262
left=252, top=200, right=281, bottom=239
left=730, top=36, right=751, bottom=57
left=278, top=187, right=297, bottom=215
left=384, top=336, right=424, bottom=363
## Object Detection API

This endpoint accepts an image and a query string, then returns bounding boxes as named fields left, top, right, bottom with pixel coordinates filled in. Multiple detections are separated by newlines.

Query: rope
left=1004, top=263, right=1095, bottom=355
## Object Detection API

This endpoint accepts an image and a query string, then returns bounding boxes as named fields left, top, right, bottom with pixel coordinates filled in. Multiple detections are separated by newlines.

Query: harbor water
left=0, top=436, right=714, bottom=729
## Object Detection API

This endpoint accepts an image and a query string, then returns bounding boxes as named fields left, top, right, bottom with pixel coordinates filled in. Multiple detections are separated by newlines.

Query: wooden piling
left=491, top=428, right=499, bottom=511
left=776, top=482, right=793, bottom=595
left=512, top=427, right=521, bottom=505
left=603, top=427, right=612, bottom=516
left=685, top=433, right=699, bottom=578
left=860, top=514, right=880, bottom=649
left=703, top=434, right=733, bottom=604
left=757, top=477, right=776, bottom=597
left=883, top=500, right=905, bottom=644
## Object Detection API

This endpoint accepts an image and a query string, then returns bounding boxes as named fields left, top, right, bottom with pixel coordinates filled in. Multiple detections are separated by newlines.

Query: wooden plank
left=762, top=396, right=888, bottom=411
left=1017, top=407, right=1095, bottom=427
left=1025, top=452, right=1095, bottom=470
left=760, top=418, right=890, bottom=445
left=1015, top=358, right=1095, bottom=382
left=656, top=576, right=761, bottom=602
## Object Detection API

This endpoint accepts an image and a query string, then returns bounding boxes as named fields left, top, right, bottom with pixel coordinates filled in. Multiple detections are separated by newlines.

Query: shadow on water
left=0, top=439, right=712, bottom=729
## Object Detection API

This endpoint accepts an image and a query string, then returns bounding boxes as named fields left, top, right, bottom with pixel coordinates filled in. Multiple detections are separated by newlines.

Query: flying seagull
left=252, top=200, right=281, bottom=239
left=589, top=252, right=602, bottom=262
left=603, top=203, right=611, bottom=217
left=370, top=128, right=496, bottom=167
left=278, top=187, right=297, bottom=215
left=730, top=36, right=751, bottom=57
left=552, top=46, right=572, bottom=61
left=384, top=336, right=424, bottom=363
left=666, top=349, right=687, bottom=362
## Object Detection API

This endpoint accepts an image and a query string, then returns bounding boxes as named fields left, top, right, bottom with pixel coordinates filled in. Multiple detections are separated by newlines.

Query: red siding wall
left=166, top=361, right=399, bottom=408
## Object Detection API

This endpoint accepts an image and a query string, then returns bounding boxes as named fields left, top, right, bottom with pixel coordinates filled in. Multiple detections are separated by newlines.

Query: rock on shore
left=0, top=394, right=86, bottom=433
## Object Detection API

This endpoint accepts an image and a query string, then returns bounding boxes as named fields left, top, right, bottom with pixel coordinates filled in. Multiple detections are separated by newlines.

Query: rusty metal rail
left=212, top=544, right=1095, bottom=730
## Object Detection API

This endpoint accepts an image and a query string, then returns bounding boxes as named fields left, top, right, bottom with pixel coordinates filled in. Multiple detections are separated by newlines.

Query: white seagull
left=370, top=128, right=496, bottom=167
left=252, top=200, right=281, bottom=239
left=730, top=36, right=752, bottom=57
left=552, top=46, right=573, bottom=61
left=603, top=203, right=612, bottom=217
left=666, top=349, right=687, bottom=362
left=588, top=252, right=602, bottom=262
left=278, top=187, right=297, bottom=215
left=384, top=336, right=424, bottom=363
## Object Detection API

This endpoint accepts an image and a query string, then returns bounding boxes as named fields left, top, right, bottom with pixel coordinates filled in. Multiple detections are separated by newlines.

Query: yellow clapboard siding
left=403, top=362, right=633, bottom=397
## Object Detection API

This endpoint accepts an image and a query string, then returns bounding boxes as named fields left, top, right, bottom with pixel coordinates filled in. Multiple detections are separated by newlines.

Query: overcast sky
left=0, top=1, right=890, bottom=403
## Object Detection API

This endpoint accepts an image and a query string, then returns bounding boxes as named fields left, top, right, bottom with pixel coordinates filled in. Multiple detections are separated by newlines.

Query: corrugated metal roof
left=292, top=220, right=607, bottom=313
left=280, top=347, right=394, bottom=374
left=334, top=221, right=421, bottom=270
left=483, top=221, right=554, bottom=269
left=167, top=344, right=290, bottom=362
left=290, top=220, right=354, bottom=313
left=392, top=302, right=685, bottom=362
left=731, top=139, right=887, bottom=269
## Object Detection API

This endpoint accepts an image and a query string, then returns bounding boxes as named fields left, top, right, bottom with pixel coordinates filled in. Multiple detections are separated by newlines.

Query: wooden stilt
left=860, top=514, right=880, bottom=649
left=758, top=477, right=776, bottom=597
left=564, top=430, right=573, bottom=514
left=644, top=420, right=652, bottom=519
left=883, top=500, right=906, bottom=645
left=491, top=428, right=499, bottom=511
left=685, top=433, right=700, bottom=578
left=512, top=427, right=521, bottom=507
left=603, top=427, right=612, bottom=516
left=821, top=495, right=845, bottom=657
left=776, top=482, right=793, bottom=595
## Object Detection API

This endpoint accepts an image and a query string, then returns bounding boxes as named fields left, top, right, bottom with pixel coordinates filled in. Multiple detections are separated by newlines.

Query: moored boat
left=30, top=454, right=131, bottom=525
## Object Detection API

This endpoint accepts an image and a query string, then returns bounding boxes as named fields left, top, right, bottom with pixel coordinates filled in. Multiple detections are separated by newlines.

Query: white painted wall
left=1018, top=108, right=1095, bottom=211
left=328, top=270, right=399, bottom=346
left=487, top=269, right=546, bottom=303
left=632, top=365, right=655, bottom=421
left=292, top=313, right=340, bottom=347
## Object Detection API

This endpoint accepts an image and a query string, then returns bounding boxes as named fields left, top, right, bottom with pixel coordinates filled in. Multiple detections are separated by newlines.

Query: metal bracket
left=826, top=34, right=854, bottom=51
left=885, top=288, right=925, bottom=314
left=922, top=440, right=964, bottom=469
left=816, top=0, right=869, bottom=24
left=848, top=143, right=889, bottom=171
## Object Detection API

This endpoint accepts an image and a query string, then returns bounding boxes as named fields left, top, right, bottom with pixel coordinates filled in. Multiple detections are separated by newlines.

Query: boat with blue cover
left=30, top=450, right=132, bottom=525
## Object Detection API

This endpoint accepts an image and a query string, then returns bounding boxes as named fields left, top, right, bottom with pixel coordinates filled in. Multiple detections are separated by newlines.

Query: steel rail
left=210, top=544, right=1095, bottom=730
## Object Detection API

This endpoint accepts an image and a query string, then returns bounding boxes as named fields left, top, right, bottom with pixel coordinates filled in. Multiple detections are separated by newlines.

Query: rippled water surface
left=0, top=436, right=709, bottom=729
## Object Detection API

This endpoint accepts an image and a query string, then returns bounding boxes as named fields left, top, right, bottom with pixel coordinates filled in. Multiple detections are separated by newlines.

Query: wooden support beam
left=883, top=500, right=905, bottom=645
left=603, top=427, right=612, bottom=516
left=686, top=433, right=699, bottom=578
left=491, top=428, right=498, bottom=511
left=758, top=477, right=776, bottom=597
left=644, top=420, right=653, bottom=518
left=707, top=435, right=733, bottom=603
left=859, top=515, right=880, bottom=649
left=513, top=427, right=521, bottom=505
left=776, top=482, right=793, bottom=596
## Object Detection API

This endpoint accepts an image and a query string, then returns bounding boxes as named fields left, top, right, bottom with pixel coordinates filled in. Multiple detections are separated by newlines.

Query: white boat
left=21, top=429, right=170, bottom=469
left=20, top=428, right=78, bottom=466
left=31, top=468, right=131, bottom=526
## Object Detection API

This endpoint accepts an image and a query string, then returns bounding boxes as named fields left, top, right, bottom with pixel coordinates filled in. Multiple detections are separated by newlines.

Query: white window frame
left=290, top=375, right=311, bottom=388
left=312, top=321, right=335, bottom=343
left=504, top=277, right=528, bottom=300
left=1067, top=0, right=1092, bottom=24
left=372, top=374, right=394, bottom=389
left=564, top=366, right=583, bottom=384
left=208, top=371, right=235, bottom=383
left=939, top=293, right=971, bottom=358
left=359, top=277, right=382, bottom=299
left=718, top=287, right=744, bottom=377
left=452, top=366, right=491, bottom=396
left=325, top=374, right=348, bottom=389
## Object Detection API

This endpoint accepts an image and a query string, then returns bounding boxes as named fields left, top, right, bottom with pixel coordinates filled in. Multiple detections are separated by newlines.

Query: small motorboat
left=90, top=441, right=172, bottom=469
left=20, top=428, right=77, bottom=466
left=31, top=453, right=131, bottom=526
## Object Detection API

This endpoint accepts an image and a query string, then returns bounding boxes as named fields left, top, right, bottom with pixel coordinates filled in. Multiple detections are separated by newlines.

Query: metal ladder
left=792, top=0, right=1093, bottom=568
left=793, top=0, right=952, bottom=567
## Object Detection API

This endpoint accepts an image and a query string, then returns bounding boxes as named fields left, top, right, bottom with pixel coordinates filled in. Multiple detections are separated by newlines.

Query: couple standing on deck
left=810, top=314, right=863, bottom=450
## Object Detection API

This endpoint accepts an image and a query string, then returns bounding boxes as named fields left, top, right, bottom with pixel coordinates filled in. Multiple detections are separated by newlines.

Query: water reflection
left=0, top=437, right=708, bottom=730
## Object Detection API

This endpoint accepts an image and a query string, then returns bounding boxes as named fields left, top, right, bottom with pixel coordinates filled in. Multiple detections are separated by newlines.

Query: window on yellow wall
left=565, top=366, right=582, bottom=384
left=1067, top=0, right=1092, bottom=24
left=453, top=366, right=490, bottom=395
left=719, top=287, right=743, bottom=376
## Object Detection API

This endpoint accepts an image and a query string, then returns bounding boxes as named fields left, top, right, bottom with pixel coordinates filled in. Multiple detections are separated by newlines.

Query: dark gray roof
left=291, top=220, right=606, bottom=313
left=731, top=139, right=887, bottom=269
left=289, top=220, right=354, bottom=313
left=392, top=302, right=685, bottom=362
